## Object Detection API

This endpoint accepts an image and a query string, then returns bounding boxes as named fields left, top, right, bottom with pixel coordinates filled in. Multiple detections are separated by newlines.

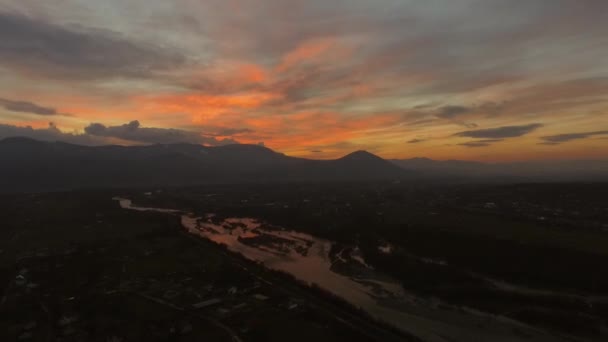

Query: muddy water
left=181, top=215, right=404, bottom=309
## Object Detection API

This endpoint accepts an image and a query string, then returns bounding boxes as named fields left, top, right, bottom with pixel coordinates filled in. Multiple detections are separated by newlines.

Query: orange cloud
left=238, top=64, right=268, bottom=83
left=4, top=119, right=53, bottom=129
left=276, top=38, right=336, bottom=72
left=142, top=91, right=282, bottom=123
left=228, top=111, right=403, bottom=155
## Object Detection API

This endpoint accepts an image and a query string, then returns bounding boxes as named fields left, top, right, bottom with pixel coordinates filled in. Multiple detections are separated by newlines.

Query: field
left=124, top=182, right=608, bottom=339
left=0, top=191, right=390, bottom=342
left=2, top=182, right=608, bottom=341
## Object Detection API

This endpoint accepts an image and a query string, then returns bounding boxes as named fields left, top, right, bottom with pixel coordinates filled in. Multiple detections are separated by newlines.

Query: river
left=115, top=197, right=573, bottom=342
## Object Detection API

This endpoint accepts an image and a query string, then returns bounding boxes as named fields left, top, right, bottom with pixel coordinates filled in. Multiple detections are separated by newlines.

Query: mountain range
left=391, top=157, right=608, bottom=182
left=1, top=137, right=606, bottom=192
left=0, top=137, right=405, bottom=192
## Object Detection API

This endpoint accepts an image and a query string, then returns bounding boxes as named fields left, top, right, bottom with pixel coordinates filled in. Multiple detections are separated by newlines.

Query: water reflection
left=181, top=215, right=402, bottom=308
left=115, top=197, right=568, bottom=342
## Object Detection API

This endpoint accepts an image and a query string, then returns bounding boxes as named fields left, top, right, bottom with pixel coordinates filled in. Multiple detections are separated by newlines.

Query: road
left=133, top=291, right=243, bottom=342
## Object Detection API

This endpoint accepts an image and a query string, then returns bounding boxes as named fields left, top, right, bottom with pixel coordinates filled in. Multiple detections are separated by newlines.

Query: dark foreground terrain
left=1, top=182, right=608, bottom=341
left=0, top=191, right=402, bottom=342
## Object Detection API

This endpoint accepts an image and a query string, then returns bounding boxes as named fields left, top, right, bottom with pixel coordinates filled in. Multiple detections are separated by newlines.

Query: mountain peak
left=0, top=136, right=44, bottom=145
left=215, top=143, right=276, bottom=153
left=340, top=150, right=382, bottom=161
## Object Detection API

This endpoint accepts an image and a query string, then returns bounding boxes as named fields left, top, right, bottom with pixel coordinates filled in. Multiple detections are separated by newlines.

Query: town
left=0, top=191, right=400, bottom=342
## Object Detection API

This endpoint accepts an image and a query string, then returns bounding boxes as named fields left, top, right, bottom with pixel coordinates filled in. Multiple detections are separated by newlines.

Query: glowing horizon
left=0, top=1, right=607, bottom=162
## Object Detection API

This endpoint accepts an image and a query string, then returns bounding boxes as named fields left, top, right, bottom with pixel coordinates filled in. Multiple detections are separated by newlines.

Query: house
left=163, top=290, right=179, bottom=300
left=23, top=322, right=37, bottom=330
left=16, top=275, right=27, bottom=286
left=484, top=202, right=497, bottom=209
left=217, top=307, right=230, bottom=315
left=233, top=303, right=247, bottom=310
left=180, top=323, right=193, bottom=335
left=253, top=294, right=269, bottom=301
left=18, top=332, right=33, bottom=340
left=58, top=315, right=79, bottom=326
left=192, top=298, right=222, bottom=309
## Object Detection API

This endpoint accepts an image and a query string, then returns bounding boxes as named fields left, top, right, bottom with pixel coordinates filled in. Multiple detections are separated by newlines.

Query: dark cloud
left=432, top=102, right=506, bottom=121
left=437, top=106, right=470, bottom=119
left=407, top=138, right=425, bottom=144
left=457, top=139, right=503, bottom=148
left=0, top=121, right=241, bottom=146
left=455, top=123, right=543, bottom=139
left=0, top=122, right=108, bottom=145
left=423, top=105, right=479, bottom=130
left=84, top=120, right=237, bottom=146
left=477, top=102, right=507, bottom=116
left=310, top=150, right=323, bottom=153
left=0, top=11, right=184, bottom=80
left=413, top=103, right=436, bottom=110
left=83, top=123, right=109, bottom=136
left=202, top=127, right=254, bottom=137
left=5, top=101, right=52, bottom=115
left=540, top=131, right=608, bottom=144
left=0, top=98, right=64, bottom=116
left=458, top=142, right=489, bottom=148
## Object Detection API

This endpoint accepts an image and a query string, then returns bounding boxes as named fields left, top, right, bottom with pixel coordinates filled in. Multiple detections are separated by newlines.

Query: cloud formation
left=407, top=138, right=425, bottom=144
left=540, top=131, right=608, bottom=144
left=0, top=11, right=184, bottom=80
left=455, top=124, right=544, bottom=139
left=0, top=1, right=607, bottom=161
left=0, top=121, right=239, bottom=146
left=0, top=122, right=107, bottom=145
left=0, top=98, right=68, bottom=116
left=437, top=106, right=470, bottom=119
left=201, top=127, right=254, bottom=137
left=458, top=139, right=504, bottom=148
left=84, top=120, right=237, bottom=146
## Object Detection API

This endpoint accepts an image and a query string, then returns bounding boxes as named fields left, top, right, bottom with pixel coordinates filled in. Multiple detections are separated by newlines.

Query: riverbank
left=117, top=196, right=579, bottom=342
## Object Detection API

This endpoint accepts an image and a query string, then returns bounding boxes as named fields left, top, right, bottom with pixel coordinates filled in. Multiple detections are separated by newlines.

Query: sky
left=0, top=0, right=607, bottom=162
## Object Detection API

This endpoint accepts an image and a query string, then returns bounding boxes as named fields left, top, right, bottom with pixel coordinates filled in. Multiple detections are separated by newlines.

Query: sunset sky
left=0, top=0, right=607, bottom=161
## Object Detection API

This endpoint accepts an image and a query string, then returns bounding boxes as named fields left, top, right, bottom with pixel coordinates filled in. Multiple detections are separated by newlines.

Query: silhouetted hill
left=0, top=138, right=409, bottom=192
left=391, top=157, right=608, bottom=182
left=339, top=150, right=384, bottom=162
